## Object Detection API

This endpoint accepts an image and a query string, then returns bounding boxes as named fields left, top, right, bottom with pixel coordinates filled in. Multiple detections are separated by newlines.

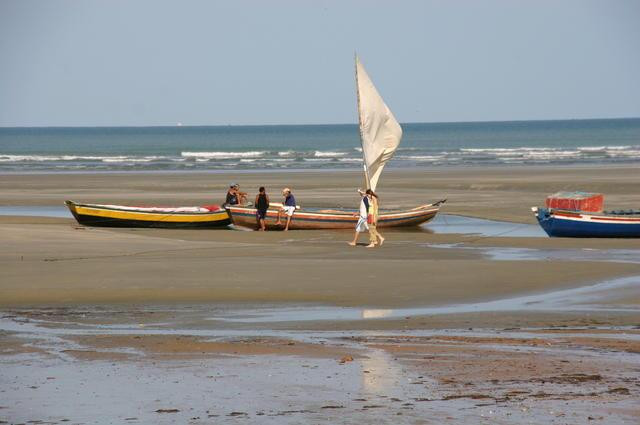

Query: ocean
left=1, top=118, right=639, bottom=172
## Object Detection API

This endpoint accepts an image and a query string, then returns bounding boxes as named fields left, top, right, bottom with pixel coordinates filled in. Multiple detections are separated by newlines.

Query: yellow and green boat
left=65, top=200, right=231, bottom=228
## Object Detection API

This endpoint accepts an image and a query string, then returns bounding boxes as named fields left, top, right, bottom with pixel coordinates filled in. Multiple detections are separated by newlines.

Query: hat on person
left=230, top=182, right=238, bottom=188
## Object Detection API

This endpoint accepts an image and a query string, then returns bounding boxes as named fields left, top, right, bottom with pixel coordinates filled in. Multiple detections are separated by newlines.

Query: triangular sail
left=355, top=56, right=403, bottom=192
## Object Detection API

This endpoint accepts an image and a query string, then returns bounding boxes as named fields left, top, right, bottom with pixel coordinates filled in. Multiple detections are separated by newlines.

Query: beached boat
left=226, top=56, right=445, bottom=230
left=65, top=200, right=231, bottom=228
left=228, top=202, right=444, bottom=230
left=532, top=207, right=640, bottom=238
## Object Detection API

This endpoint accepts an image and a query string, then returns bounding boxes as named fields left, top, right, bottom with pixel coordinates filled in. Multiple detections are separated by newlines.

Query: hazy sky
left=1, top=0, right=639, bottom=126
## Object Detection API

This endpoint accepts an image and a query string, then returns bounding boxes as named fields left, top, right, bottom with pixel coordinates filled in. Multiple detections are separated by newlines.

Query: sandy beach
left=2, top=166, right=640, bottom=307
left=2, top=165, right=640, bottom=423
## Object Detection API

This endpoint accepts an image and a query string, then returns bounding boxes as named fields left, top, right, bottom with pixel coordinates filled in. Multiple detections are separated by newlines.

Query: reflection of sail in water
left=359, top=332, right=405, bottom=395
left=361, top=309, right=393, bottom=319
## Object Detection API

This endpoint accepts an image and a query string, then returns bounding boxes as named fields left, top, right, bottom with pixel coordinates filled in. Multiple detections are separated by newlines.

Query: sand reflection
left=361, top=309, right=393, bottom=319
left=358, top=330, right=406, bottom=396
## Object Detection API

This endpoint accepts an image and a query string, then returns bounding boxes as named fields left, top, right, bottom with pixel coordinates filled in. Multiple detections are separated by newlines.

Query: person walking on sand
left=275, top=187, right=296, bottom=231
left=348, top=189, right=369, bottom=246
left=255, top=186, right=270, bottom=231
left=366, top=189, right=384, bottom=248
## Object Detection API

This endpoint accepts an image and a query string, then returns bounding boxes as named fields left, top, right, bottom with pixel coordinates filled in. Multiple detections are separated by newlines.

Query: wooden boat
left=532, top=207, right=640, bottom=238
left=227, top=201, right=444, bottom=230
left=65, top=200, right=231, bottom=228
left=226, top=56, right=445, bottom=230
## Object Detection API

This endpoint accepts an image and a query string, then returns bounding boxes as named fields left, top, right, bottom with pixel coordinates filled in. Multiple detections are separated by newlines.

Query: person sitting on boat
left=225, top=183, right=247, bottom=207
left=348, top=189, right=369, bottom=246
left=275, top=187, right=296, bottom=231
left=255, top=186, right=270, bottom=231
left=366, top=189, right=384, bottom=248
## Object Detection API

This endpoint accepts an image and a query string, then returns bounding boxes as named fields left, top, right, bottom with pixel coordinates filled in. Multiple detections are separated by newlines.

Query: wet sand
left=1, top=310, right=639, bottom=424
left=1, top=165, right=640, bottom=423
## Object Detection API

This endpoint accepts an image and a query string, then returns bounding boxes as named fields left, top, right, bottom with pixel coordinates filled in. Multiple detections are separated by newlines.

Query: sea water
left=1, top=118, right=639, bottom=172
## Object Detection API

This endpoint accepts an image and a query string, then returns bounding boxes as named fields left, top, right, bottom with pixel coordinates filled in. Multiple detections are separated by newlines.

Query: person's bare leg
left=367, top=226, right=376, bottom=248
left=275, top=209, right=283, bottom=225
left=366, top=236, right=376, bottom=248
left=284, top=215, right=292, bottom=231
left=366, top=233, right=376, bottom=248
left=348, top=231, right=359, bottom=246
left=378, top=232, right=385, bottom=246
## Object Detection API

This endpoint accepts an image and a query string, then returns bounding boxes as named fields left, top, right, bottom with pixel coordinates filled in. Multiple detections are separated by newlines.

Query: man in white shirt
left=348, top=189, right=369, bottom=246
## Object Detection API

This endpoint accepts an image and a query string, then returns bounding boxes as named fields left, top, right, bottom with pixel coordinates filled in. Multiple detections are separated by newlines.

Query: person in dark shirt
left=255, top=186, right=270, bottom=231
left=275, top=187, right=296, bottom=231
left=225, top=183, right=247, bottom=206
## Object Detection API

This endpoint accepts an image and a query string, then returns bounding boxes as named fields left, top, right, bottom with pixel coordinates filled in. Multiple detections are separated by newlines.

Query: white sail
left=355, top=56, right=403, bottom=192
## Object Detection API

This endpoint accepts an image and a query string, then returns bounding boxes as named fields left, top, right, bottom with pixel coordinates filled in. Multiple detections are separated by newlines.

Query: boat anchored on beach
left=228, top=203, right=443, bottom=230
left=65, top=201, right=231, bottom=228
left=227, top=57, right=445, bottom=230
left=532, top=192, right=640, bottom=237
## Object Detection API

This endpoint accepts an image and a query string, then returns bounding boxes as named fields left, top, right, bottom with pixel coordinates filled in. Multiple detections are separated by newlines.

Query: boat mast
left=355, top=54, right=371, bottom=190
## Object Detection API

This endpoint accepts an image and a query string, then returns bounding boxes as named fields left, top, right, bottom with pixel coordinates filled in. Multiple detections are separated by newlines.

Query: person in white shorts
left=275, top=187, right=296, bottom=231
left=348, top=189, right=369, bottom=246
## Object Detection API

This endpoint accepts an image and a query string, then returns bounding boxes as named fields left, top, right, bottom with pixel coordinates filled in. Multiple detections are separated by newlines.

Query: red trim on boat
left=552, top=211, right=582, bottom=218
left=590, top=216, right=640, bottom=222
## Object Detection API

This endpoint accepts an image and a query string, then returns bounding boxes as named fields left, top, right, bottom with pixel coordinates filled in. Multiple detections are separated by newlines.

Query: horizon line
left=1, top=116, right=639, bottom=129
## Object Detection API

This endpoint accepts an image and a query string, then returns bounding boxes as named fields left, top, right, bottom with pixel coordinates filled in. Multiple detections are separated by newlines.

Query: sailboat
left=226, top=57, right=445, bottom=230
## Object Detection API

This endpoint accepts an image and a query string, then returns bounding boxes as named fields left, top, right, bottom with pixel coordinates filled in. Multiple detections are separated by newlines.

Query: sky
left=0, top=0, right=639, bottom=127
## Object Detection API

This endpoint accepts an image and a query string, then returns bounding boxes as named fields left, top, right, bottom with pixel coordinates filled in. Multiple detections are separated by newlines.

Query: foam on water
left=314, top=150, right=348, bottom=157
left=1, top=119, right=639, bottom=172
left=181, top=151, right=266, bottom=159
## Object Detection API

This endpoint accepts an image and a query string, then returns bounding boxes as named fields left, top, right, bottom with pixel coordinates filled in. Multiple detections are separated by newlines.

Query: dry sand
left=2, top=217, right=640, bottom=307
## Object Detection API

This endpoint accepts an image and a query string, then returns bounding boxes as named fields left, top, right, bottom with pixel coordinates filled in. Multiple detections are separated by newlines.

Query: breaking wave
left=181, top=151, right=266, bottom=159
left=313, top=151, right=348, bottom=158
left=2, top=145, right=640, bottom=172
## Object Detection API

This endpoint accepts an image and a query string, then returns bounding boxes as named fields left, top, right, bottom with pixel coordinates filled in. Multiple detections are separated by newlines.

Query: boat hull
left=65, top=201, right=231, bottom=229
left=227, top=202, right=442, bottom=230
left=533, top=207, right=640, bottom=238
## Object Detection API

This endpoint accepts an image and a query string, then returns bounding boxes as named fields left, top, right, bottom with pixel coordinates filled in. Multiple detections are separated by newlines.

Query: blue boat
left=532, top=207, right=640, bottom=238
